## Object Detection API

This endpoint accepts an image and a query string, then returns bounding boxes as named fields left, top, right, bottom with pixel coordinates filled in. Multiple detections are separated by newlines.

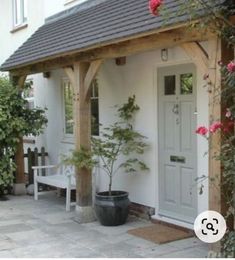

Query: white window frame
left=62, top=78, right=75, bottom=140
left=61, top=77, right=99, bottom=143
left=23, top=79, right=34, bottom=110
left=23, top=79, right=35, bottom=140
left=13, top=0, right=27, bottom=28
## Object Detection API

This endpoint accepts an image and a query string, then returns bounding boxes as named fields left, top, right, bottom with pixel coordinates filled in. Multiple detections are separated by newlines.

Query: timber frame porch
left=1, top=0, right=234, bottom=250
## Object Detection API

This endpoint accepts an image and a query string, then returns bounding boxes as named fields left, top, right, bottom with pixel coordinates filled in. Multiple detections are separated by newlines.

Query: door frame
left=156, top=62, right=198, bottom=225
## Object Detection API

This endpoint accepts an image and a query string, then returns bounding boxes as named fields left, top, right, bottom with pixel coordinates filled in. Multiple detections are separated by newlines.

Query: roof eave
left=1, top=21, right=204, bottom=74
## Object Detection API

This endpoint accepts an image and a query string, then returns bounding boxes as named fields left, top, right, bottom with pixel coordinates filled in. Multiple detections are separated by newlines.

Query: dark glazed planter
left=95, top=191, right=130, bottom=226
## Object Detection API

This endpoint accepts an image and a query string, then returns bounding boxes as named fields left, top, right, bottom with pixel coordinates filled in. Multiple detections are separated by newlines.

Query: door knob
left=172, top=104, right=179, bottom=115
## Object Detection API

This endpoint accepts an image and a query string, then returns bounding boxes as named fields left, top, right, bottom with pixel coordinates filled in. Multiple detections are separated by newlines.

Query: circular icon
left=194, top=210, right=227, bottom=243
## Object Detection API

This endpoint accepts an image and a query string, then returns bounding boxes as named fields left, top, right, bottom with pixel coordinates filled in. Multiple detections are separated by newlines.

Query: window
left=13, top=0, right=27, bottom=27
left=23, top=80, right=34, bottom=110
left=164, top=75, right=176, bottom=95
left=180, top=73, right=193, bottom=95
left=22, top=80, right=35, bottom=141
left=91, top=79, right=99, bottom=136
left=62, top=78, right=99, bottom=138
left=63, top=79, right=74, bottom=136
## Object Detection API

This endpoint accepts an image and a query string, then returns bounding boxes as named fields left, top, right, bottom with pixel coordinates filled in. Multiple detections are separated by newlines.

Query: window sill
left=61, top=136, right=75, bottom=144
left=64, top=0, right=77, bottom=5
left=23, top=138, right=35, bottom=144
left=11, top=23, right=28, bottom=33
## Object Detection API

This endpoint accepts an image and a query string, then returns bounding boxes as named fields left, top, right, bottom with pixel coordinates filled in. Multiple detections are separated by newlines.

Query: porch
left=0, top=194, right=208, bottom=258
left=1, top=0, right=234, bottom=243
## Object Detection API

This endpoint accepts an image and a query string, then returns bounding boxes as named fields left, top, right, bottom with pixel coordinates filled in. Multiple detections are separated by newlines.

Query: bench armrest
left=33, top=165, right=59, bottom=178
left=32, top=165, right=57, bottom=170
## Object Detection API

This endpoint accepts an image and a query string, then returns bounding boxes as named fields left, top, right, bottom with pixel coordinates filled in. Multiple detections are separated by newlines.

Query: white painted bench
left=32, top=164, right=76, bottom=211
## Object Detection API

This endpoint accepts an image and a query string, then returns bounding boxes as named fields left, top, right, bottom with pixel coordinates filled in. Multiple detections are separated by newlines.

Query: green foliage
left=117, top=95, right=140, bottom=121
left=63, top=147, right=97, bottom=170
left=92, top=95, right=149, bottom=195
left=173, top=0, right=235, bottom=46
left=0, top=76, right=47, bottom=195
left=222, top=231, right=235, bottom=257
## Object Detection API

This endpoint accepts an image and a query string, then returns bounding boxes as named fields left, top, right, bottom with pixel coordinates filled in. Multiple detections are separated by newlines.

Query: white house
left=1, top=0, right=230, bottom=230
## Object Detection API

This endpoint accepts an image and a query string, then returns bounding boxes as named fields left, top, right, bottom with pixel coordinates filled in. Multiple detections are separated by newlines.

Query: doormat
left=127, top=223, right=194, bottom=244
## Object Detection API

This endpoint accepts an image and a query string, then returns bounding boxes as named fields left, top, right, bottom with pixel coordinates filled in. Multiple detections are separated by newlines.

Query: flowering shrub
left=227, top=61, right=235, bottom=73
left=196, top=62, right=235, bottom=257
left=149, top=0, right=162, bottom=16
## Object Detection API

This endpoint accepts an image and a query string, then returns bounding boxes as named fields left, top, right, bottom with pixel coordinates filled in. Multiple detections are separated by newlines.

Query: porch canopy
left=1, top=0, right=232, bottom=224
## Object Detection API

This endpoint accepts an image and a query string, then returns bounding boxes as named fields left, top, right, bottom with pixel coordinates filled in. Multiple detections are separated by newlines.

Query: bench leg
left=66, top=187, right=71, bottom=212
left=34, top=179, right=38, bottom=201
left=56, top=188, right=62, bottom=197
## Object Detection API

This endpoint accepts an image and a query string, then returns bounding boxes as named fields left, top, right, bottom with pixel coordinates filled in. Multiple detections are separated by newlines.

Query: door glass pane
left=164, top=75, right=176, bottom=95
left=180, top=73, right=193, bottom=95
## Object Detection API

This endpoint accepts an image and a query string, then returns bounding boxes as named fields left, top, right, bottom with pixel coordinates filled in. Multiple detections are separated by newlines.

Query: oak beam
left=181, top=42, right=209, bottom=74
left=84, top=59, right=103, bottom=100
left=9, top=28, right=212, bottom=76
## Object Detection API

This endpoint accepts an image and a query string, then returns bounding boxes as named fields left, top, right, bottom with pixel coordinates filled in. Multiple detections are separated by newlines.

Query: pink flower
left=225, top=108, right=232, bottom=118
left=149, top=0, right=163, bottom=16
left=196, top=126, right=208, bottom=136
left=227, top=61, right=235, bottom=73
left=209, top=122, right=223, bottom=133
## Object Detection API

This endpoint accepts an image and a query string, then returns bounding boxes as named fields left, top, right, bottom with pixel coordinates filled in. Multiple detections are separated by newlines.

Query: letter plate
left=170, top=155, right=186, bottom=164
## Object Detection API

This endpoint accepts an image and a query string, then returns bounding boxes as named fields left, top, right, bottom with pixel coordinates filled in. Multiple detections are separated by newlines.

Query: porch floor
left=0, top=193, right=208, bottom=258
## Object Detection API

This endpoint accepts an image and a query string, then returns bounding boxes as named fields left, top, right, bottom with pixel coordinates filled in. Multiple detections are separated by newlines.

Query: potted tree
left=92, top=95, right=148, bottom=226
left=64, top=96, right=148, bottom=226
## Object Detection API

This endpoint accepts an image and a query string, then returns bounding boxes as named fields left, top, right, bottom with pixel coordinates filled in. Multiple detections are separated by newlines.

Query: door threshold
left=151, top=214, right=194, bottom=231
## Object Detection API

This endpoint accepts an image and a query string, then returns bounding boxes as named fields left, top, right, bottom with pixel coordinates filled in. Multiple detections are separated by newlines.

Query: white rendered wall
left=96, top=45, right=209, bottom=213
left=44, top=0, right=89, bottom=18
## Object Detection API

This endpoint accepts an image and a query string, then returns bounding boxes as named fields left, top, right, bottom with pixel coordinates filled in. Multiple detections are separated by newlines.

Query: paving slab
left=0, top=195, right=208, bottom=258
left=0, top=223, right=33, bottom=234
left=0, top=237, right=18, bottom=251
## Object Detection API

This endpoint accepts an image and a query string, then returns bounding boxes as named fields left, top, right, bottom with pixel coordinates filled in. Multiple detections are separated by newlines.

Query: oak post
left=65, top=62, right=95, bottom=222
left=208, top=37, right=234, bottom=251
